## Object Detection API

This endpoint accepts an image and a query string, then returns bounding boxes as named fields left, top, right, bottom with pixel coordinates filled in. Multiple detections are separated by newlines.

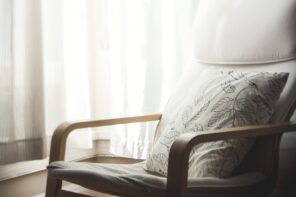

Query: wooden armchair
left=46, top=0, right=296, bottom=196
left=46, top=114, right=296, bottom=197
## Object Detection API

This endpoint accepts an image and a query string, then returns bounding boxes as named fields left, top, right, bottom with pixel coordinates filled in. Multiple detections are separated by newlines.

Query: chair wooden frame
left=45, top=113, right=296, bottom=197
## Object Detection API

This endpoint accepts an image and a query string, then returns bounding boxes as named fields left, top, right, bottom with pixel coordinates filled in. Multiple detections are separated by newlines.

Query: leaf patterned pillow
left=145, top=70, right=288, bottom=178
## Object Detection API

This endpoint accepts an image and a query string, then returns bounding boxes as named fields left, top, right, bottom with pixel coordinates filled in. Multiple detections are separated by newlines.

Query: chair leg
left=46, top=176, right=62, bottom=197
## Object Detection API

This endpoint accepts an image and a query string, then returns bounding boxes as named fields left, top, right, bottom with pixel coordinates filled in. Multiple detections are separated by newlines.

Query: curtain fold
left=0, top=0, right=46, bottom=165
left=108, top=0, right=199, bottom=158
left=0, top=0, right=198, bottom=164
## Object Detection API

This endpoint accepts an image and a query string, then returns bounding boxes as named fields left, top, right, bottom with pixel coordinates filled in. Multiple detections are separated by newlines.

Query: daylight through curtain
left=0, top=0, right=199, bottom=164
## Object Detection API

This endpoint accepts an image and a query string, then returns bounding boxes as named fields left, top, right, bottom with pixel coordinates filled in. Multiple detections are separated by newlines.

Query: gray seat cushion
left=48, top=161, right=266, bottom=197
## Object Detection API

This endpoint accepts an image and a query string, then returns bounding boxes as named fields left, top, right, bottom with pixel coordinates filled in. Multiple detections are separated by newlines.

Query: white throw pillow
left=145, top=70, right=288, bottom=178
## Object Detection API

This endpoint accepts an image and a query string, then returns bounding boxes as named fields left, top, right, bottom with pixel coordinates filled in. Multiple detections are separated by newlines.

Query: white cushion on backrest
left=155, top=60, right=296, bottom=141
left=147, top=69, right=288, bottom=178
left=193, top=0, right=296, bottom=64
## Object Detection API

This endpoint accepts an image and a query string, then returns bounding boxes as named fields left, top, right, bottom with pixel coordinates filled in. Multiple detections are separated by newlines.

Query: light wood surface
left=48, top=114, right=162, bottom=163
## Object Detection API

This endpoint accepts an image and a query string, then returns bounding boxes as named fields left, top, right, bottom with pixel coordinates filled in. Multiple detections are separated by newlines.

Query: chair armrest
left=166, top=122, right=296, bottom=197
left=49, top=114, right=162, bottom=163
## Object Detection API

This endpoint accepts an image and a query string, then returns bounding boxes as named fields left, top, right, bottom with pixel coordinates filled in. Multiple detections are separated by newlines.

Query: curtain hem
left=0, top=138, right=46, bottom=165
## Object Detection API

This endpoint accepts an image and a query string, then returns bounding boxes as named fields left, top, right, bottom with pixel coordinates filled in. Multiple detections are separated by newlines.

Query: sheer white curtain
left=107, top=0, right=199, bottom=158
left=0, top=0, right=198, bottom=164
left=0, top=0, right=46, bottom=165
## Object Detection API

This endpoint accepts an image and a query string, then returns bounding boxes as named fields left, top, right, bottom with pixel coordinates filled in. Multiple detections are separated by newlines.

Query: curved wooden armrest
left=49, top=114, right=162, bottom=163
left=166, top=122, right=296, bottom=197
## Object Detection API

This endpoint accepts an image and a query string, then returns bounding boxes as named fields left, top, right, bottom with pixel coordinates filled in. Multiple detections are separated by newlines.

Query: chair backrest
left=155, top=0, right=296, bottom=184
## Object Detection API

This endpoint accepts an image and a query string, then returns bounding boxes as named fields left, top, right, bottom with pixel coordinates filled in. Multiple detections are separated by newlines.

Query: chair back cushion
left=193, top=0, right=296, bottom=64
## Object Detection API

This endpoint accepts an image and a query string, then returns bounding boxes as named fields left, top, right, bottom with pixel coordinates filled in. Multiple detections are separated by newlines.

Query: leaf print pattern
left=252, top=95, right=273, bottom=122
left=235, top=98, right=256, bottom=113
left=228, top=70, right=247, bottom=80
left=159, top=127, right=180, bottom=150
left=182, top=106, right=193, bottom=127
left=145, top=70, right=288, bottom=178
left=219, top=71, right=247, bottom=93
left=146, top=153, right=168, bottom=176
left=221, top=80, right=236, bottom=93
left=187, top=123, right=204, bottom=133
left=234, top=111, right=257, bottom=126
left=268, top=73, right=289, bottom=98
left=185, top=99, right=211, bottom=128
left=208, top=111, right=232, bottom=128
left=211, top=97, right=233, bottom=112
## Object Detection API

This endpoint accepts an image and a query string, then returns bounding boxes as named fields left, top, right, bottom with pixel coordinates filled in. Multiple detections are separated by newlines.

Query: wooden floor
left=63, top=184, right=115, bottom=197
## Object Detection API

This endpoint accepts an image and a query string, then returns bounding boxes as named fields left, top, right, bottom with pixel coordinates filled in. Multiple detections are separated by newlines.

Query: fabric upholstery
left=193, top=0, right=296, bottom=64
left=155, top=60, right=296, bottom=141
left=48, top=161, right=266, bottom=197
left=146, top=70, right=288, bottom=178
